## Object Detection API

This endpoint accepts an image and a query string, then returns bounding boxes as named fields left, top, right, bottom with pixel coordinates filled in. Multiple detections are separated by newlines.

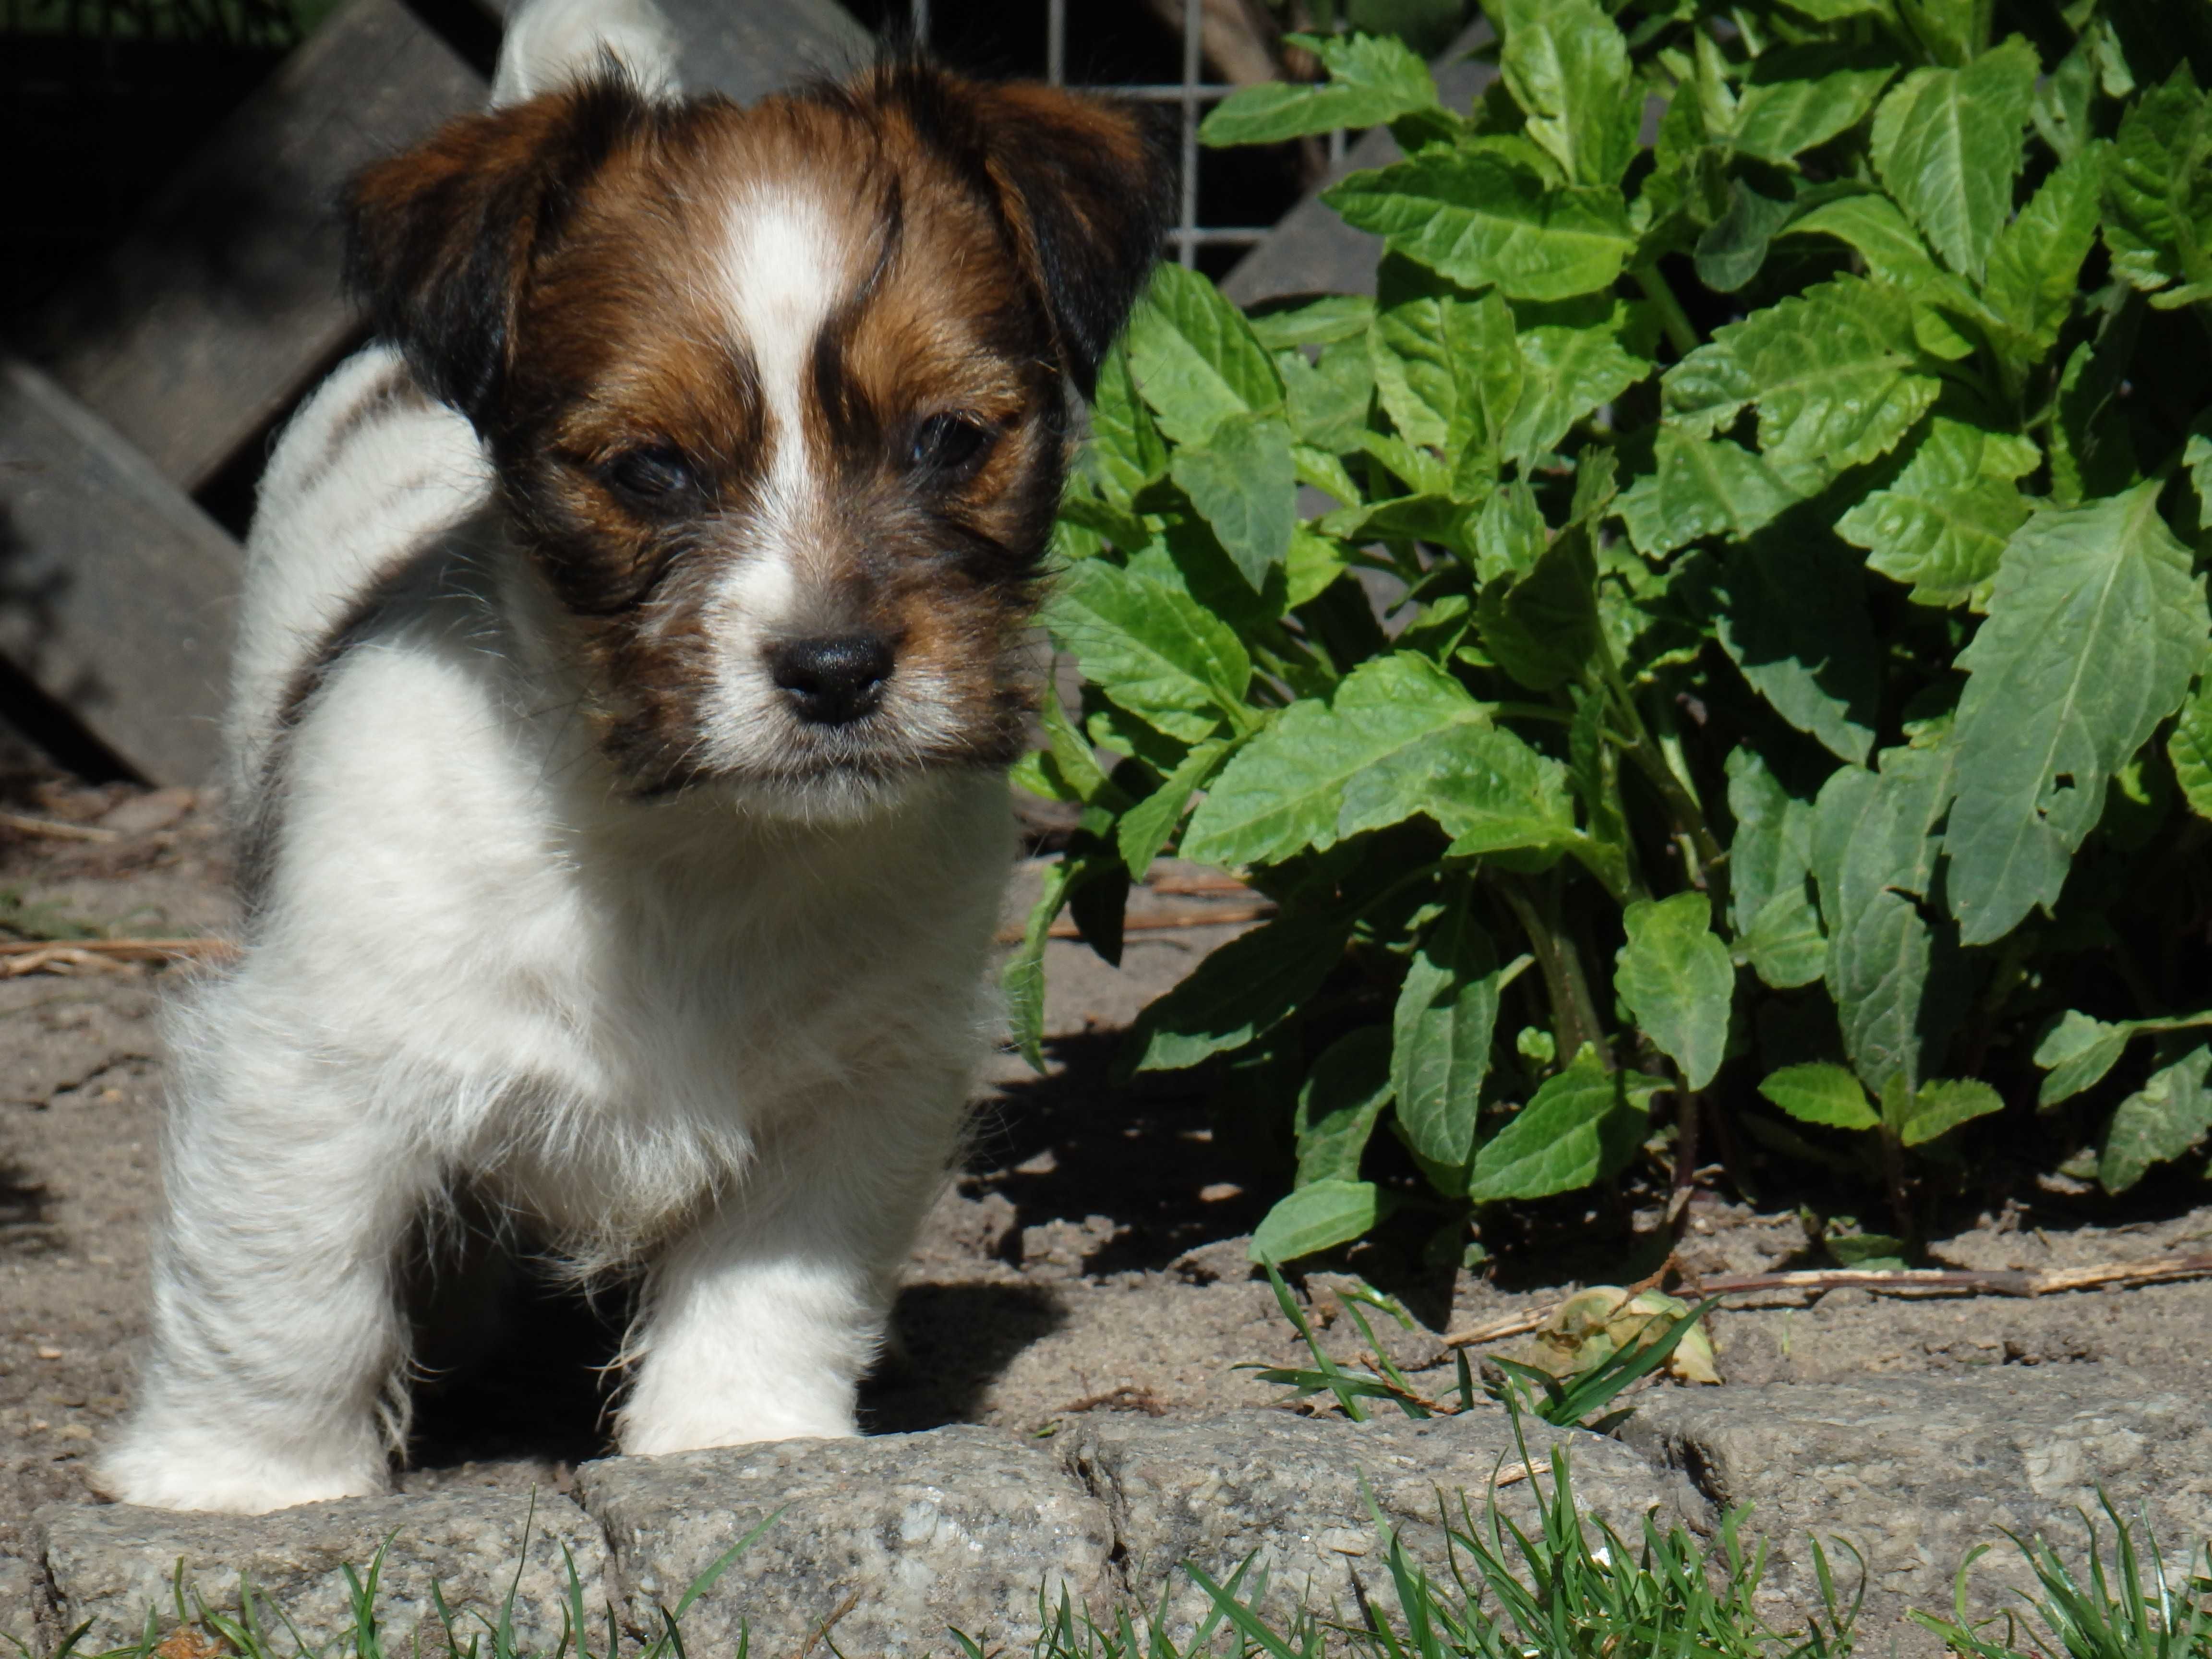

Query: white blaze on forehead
left=696, top=187, right=853, bottom=775
left=718, top=187, right=851, bottom=533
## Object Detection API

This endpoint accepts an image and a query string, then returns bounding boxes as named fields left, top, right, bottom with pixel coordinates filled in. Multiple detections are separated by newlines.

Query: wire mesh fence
left=909, top=0, right=1340, bottom=268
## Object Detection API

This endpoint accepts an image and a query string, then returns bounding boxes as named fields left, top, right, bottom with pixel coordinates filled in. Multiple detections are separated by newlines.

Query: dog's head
left=345, top=62, right=1172, bottom=813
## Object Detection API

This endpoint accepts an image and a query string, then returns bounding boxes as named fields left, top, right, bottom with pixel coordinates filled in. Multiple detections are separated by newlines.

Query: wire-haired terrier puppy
left=98, top=0, right=1172, bottom=1512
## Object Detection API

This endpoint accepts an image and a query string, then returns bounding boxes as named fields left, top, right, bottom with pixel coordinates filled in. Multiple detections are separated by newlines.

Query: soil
left=3, top=773, right=2209, bottom=1555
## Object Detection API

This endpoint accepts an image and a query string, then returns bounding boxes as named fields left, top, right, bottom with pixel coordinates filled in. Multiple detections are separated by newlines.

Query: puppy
left=97, top=0, right=1171, bottom=1513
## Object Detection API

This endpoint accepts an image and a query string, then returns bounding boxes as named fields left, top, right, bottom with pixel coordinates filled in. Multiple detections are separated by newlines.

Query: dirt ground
left=3, top=773, right=2210, bottom=1554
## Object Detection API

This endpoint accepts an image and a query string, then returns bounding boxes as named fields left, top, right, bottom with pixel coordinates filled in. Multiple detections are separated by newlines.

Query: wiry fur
left=99, top=0, right=1171, bottom=1513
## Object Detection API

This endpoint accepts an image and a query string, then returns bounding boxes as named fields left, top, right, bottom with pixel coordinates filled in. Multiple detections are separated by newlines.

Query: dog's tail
left=489, top=0, right=680, bottom=108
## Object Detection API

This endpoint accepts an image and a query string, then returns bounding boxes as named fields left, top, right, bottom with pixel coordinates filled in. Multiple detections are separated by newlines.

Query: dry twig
left=1686, top=1253, right=2212, bottom=1300
left=1436, top=1251, right=2212, bottom=1351
left=0, top=938, right=240, bottom=976
left=993, top=904, right=1274, bottom=945
left=0, top=811, right=119, bottom=843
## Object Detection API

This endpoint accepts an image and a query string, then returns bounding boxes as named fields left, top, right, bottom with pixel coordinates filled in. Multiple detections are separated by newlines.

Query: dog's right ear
left=343, top=77, right=647, bottom=431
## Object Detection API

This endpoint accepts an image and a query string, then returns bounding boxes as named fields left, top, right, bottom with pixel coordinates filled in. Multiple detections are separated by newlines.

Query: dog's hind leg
left=615, top=1085, right=967, bottom=1454
left=96, top=988, right=436, bottom=1513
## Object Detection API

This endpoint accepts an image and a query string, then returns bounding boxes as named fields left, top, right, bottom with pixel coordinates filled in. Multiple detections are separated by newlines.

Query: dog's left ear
left=954, top=83, right=1176, bottom=399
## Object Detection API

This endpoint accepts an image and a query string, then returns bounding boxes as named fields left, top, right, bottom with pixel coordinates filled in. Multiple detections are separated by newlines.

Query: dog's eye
left=603, top=445, right=697, bottom=504
left=908, top=413, right=994, bottom=482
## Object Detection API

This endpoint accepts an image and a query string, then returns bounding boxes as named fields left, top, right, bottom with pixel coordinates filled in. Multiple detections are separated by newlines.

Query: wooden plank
left=0, top=357, right=240, bottom=785
left=477, top=0, right=872, bottom=106
left=1221, top=23, right=1495, bottom=308
left=14, top=0, right=485, bottom=494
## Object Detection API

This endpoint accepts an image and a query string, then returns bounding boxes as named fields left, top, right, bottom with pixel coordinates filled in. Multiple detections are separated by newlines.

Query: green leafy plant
left=1015, top=0, right=2212, bottom=1258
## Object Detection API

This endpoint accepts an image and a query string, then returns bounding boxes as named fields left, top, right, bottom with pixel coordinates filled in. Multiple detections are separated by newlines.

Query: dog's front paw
left=93, top=1419, right=387, bottom=1514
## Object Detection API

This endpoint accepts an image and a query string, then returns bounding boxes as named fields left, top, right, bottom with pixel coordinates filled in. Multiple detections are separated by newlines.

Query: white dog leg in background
left=489, top=0, right=680, bottom=106
left=96, top=1007, right=433, bottom=1512
left=616, top=1089, right=969, bottom=1454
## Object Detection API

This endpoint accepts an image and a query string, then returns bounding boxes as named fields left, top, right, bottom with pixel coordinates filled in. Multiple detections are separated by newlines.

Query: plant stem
left=1668, top=1084, right=1701, bottom=1234
left=1593, top=637, right=1731, bottom=922
left=1878, top=1128, right=1914, bottom=1248
left=1496, top=874, right=1607, bottom=1065
left=1634, top=262, right=1701, bottom=361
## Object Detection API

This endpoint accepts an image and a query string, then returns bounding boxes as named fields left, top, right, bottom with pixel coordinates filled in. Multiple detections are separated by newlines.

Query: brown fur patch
left=343, top=61, right=1172, bottom=796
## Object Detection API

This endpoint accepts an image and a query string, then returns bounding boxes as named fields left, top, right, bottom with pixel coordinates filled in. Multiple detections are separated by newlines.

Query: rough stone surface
left=577, top=1425, right=1113, bottom=1657
left=1623, top=1366, right=2212, bottom=1658
left=0, top=1552, right=46, bottom=1648
left=1064, top=1406, right=1695, bottom=1642
left=39, top=1490, right=604, bottom=1652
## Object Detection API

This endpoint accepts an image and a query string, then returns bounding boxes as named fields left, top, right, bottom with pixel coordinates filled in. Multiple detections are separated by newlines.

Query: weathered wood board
left=0, top=357, right=240, bottom=785
left=14, top=0, right=485, bottom=494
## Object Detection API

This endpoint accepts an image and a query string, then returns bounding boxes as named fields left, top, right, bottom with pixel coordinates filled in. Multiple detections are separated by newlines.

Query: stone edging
left=18, top=1366, right=2212, bottom=1658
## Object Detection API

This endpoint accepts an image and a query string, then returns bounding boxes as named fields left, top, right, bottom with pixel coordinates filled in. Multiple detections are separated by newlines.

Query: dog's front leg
left=97, top=1020, right=430, bottom=1512
left=618, top=1093, right=960, bottom=1453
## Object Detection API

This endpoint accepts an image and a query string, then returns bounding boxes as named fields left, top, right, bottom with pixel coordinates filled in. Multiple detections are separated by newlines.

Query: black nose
left=769, top=634, right=894, bottom=726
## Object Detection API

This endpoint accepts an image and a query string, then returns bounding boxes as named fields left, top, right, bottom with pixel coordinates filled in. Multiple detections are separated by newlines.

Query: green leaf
left=1469, top=1048, right=1668, bottom=1202
left=1477, top=523, right=1601, bottom=693
left=1665, top=276, right=1938, bottom=472
left=1295, top=1028, right=1394, bottom=1186
left=1565, top=687, right=1632, bottom=902
left=1781, top=192, right=1942, bottom=284
left=1725, top=748, right=1826, bottom=991
left=1324, top=151, right=1636, bottom=302
left=2100, top=1044, right=2212, bottom=1193
left=1714, top=530, right=1880, bottom=765
left=1118, top=738, right=1232, bottom=878
left=1946, top=481, right=2211, bottom=945
left=2033, top=1010, right=2131, bottom=1108
left=1392, top=898, right=1502, bottom=1172
left=1499, top=0, right=1640, bottom=187
left=1085, top=343, right=1169, bottom=508
left=1899, top=1078, right=2004, bottom=1146
left=1869, top=37, right=2039, bottom=282
left=1837, top=418, right=2040, bottom=609
left=1826, top=1231, right=1908, bottom=1267
left=1732, top=66, right=1894, bottom=163
left=2168, top=673, right=2212, bottom=820
left=1279, top=338, right=1374, bottom=455
left=1285, top=525, right=1349, bottom=608
left=1758, top=1062, right=1878, bottom=1131
left=1250, top=294, right=1374, bottom=351
left=1473, top=481, right=1547, bottom=581
left=1617, top=428, right=1816, bottom=558
left=1124, top=908, right=1351, bottom=1072
left=1003, top=859, right=1075, bottom=1070
left=2102, top=68, right=2212, bottom=295
left=1168, top=410, right=1298, bottom=591
left=1739, top=889, right=1829, bottom=991
left=1250, top=1178, right=1382, bottom=1263
left=1370, top=276, right=1520, bottom=456
left=1182, top=653, right=1483, bottom=867
left=1813, top=741, right=1966, bottom=1097
left=1614, top=892, right=1734, bottom=1091
left=1694, top=179, right=1798, bottom=293
left=1500, top=325, right=1648, bottom=465
left=1045, top=558, right=1252, bottom=740
left=1982, top=147, right=2103, bottom=361
left=1201, top=32, right=1440, bottom=145
left=1424, top=730, right=1579, bottom=861
left=1123, top=264, right=1284, bottom=445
